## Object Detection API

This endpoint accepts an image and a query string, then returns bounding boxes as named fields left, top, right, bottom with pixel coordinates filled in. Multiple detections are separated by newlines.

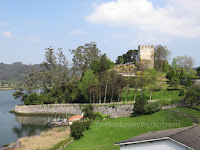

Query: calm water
left=0, top=90, right=53, bottom=148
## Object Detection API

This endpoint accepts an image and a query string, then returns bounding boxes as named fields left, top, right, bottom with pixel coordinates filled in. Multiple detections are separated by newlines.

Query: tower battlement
left=138, top=45, right=155, bottom=68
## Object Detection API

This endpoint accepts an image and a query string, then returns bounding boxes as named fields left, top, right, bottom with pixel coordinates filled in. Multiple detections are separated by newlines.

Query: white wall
left=120, top=139, right=190, bottom=150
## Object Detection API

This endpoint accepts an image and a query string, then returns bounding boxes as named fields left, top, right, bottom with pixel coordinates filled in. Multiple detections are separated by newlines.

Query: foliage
left=93, top=112, right=109, bottom=120
left=82, top=105, right=95, bottom=119
left=144, top=102, right=162, bottom=114
left=158, top=98, right=181, bottom=106
left=133, top=94, right=147, bottom=115
left=196, top=66, right=200, bottom=76
left=144, top=69, right=158, bottom=100
left=24, top=93, right=41, bottom=105
left=185, top=85, right=200, bottom=105
left=70, top=121, right=90, bottom=140
left=171, top=58, right=179, bottom=69
left=166, top=69, right=176, bottom=80
left=79, top=70, right=98, bottom=103
left=115, top=49, right=138, bottom=64
left=64, top=110, right=193, bottom=150
left=186, top=76, right=192, bottom=87
left=70, top=42, right=101, bottom=73
left=154, top=45, right=171, bottom=72
left=176, top=55, right=195, bottom=71
left=13, top=88, right=26, bottom=105
left=179, top=89, right=185, bottom=96
left=169, top=77, right=180, bottom=89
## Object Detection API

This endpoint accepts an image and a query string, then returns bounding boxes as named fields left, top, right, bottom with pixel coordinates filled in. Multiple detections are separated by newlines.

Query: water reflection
left=15, top=115, right=54, bottom=125
left=12, top=115, right=55, bottom=138
left=12, top=124, right=46, bottom=138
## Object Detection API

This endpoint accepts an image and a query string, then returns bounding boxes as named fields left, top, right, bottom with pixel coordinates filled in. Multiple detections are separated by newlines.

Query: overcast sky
left=0, top=0, right=200, bottom=67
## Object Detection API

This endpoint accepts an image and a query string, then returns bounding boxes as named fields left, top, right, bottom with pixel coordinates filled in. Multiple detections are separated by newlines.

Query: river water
left=0, top=90, right=53, bottom=148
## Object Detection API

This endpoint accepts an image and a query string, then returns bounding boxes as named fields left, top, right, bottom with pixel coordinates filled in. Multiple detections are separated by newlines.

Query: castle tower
left=137, top=45, right=154, bottom=68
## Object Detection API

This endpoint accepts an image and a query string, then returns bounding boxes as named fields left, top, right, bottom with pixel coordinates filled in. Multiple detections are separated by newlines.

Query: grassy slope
left=171, top=107, right=200, bottom=118
left=63, top=110, right=193, bottom=150
left=122, top=90, right=180, bottom=101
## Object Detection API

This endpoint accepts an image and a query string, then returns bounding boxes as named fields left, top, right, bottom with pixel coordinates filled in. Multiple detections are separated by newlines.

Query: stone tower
left=137, top=45, right=155, bottom=68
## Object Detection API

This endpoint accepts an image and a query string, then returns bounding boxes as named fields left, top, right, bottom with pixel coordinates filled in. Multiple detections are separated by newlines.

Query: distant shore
left=0, top=87, right=16, bottom=91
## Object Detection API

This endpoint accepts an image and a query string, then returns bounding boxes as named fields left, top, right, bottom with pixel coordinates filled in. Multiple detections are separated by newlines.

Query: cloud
left=2, top=32, right=13, bottom=37
left=70, top=30, right=87, bottom=35
left=86, top=0, right=200, bottom=38
left=27, top=36, right=40, bottom=43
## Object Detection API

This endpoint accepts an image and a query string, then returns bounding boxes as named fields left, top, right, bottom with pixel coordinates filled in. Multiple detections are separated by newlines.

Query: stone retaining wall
left=15, top=104, right=134, bottom=118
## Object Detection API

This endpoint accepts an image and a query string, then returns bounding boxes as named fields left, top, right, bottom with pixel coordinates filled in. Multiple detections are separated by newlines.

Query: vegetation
left=9, top=42, right=198, bottom=107
left=115, top=49, right=138, bottom=64
left=70, top=121, right=91, bottom=140
left=144, top=101, right=162, bottom=115
left=63, top=110, right=193, bottom=150
left=133, top=94, right=147, bottom=115
left=171, top=107, right=200, bottom=119
left=184, top=85, right=200, bottom=105
left=0, top=62, right=40, bottom=87
left=18, top=127, right=70, bottom=150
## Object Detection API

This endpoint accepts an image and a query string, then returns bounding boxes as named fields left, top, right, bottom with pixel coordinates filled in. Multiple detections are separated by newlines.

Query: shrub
left=94, top=112, right=109, bottom=121
left=144, top=102, right=162, bottom=115
left=70, top=121, right=91, bottom=140
left=179, top=89, right=185, bottom=96
left=82, top=105, right=94, bottom=119
left=82, top=120, right=91, bottom=130
left=133, top=95, right=147, bottom=115
left=70, top=121, right=85, bottom=140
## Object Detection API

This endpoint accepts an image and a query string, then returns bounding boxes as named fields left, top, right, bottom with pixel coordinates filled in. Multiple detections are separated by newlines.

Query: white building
left=115, top=126, right=199, bottom=150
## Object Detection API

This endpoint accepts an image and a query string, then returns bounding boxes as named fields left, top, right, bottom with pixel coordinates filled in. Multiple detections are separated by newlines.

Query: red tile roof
left=68, top=115, right=83, bottom=122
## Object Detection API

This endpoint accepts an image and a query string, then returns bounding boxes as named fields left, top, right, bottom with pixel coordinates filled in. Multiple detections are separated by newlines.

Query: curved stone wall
left=15, top=104, right=134, bottom=118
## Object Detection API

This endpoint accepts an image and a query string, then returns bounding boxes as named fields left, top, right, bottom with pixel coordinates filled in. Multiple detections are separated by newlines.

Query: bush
left=94, top=112, right=109, bottom=121
left=70, top=121, right=91, bottom=140
left=24, top=93, right=40, bottom=105
left=82, top=105, right=95, bottom=119
left=179, top=89, right=185, bottom=96
left=70, top=121, right=85, bottom=140
left=133, top=95, right=147, bottom=115
left=144, top=102, right=162, bottom=115
left=82, top=120, right=91, bottom=130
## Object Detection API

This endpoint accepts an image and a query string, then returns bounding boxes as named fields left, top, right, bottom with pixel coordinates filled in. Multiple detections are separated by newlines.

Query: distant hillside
left=0, top=62, right=40, bottom=83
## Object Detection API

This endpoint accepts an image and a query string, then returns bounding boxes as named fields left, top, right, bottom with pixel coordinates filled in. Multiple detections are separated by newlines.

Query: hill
left=0, top=62, right=40, bottom=87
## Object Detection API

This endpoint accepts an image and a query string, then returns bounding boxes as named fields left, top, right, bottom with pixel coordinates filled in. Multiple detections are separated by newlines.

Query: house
left=114, top=126, right=200, bottom=150
left=68, top=115, right=84, bottom=125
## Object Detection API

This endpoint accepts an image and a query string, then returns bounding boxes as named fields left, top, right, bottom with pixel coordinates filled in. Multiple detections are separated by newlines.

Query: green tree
left=115, top=49, right=138, bottom=64
left=196, top=67, right=200, bottom=76
left=166, top=69, right=176, bottom=80
left=176, top=55, right=195, bottom=71
left=169, top=77, right=180, bottom=89
left=79, top=70, right=98, bottom=103
left=13, top=88, right=26, bottom=105
left=144, top=69, right=158, bottom=101
left=171, top=58, right=179, bottom=69
left=186, top=76, right=192, bottom=87
left=133, top=94, right=147, bottom=115
left=82, top=104, right=94, bottom=119
left=154, top=45, right=171, bottom=72
left=99, top=54, right=114, bottom=72
left=70, top=42, right=101, bottom=74
left=185, top=85, right=200, bottom=105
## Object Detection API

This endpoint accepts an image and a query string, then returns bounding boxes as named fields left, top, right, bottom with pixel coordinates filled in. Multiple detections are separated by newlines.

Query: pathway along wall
left=15, top=104, right=134, bottom=118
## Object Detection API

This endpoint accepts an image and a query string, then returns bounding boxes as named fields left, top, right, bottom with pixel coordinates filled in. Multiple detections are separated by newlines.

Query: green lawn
left=171, top=107, right=200, bottom=119
left=63, top=110, right=193, bottom=150
left=122, top=89, right=181, bottom=101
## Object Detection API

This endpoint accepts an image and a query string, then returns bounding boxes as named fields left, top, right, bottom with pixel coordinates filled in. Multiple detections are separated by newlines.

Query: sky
left=0, top=0, right=200, bottom=67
